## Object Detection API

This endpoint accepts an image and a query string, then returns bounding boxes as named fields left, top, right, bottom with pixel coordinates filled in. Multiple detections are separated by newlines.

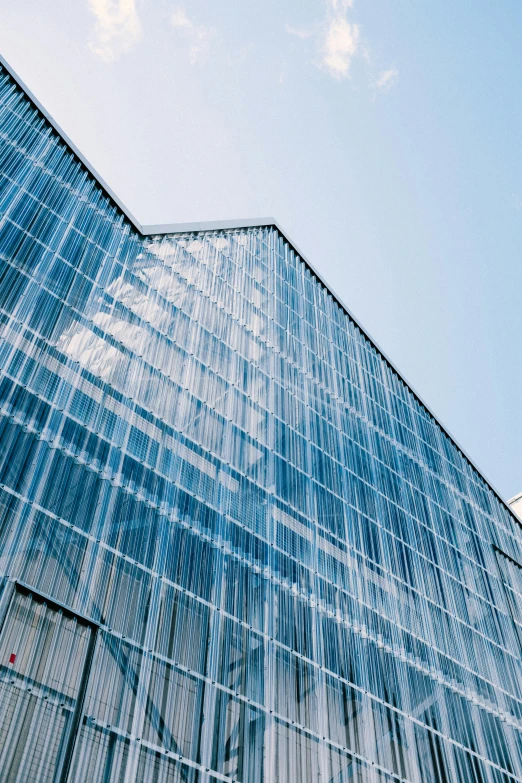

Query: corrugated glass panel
left=1, top=59, right=522, bottom=782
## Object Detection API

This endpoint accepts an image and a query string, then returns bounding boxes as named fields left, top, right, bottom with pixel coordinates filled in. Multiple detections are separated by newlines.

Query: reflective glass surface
left=1, top=62, right=522, bottom=782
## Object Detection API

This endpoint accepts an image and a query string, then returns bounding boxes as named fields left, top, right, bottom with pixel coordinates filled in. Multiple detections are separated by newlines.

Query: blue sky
left=1, top=0, right=522, bottom=500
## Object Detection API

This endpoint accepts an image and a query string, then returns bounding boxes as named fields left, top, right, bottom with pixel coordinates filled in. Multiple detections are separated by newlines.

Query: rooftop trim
left=0, top=52, right=517, bottom=529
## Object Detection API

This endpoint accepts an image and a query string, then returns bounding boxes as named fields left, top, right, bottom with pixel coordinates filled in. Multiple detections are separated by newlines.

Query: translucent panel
left=0, top=587, right=93, bottom=782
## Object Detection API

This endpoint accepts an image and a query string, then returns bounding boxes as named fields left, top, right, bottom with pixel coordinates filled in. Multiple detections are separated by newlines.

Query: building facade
left=1, top=56, right=522, bottom=783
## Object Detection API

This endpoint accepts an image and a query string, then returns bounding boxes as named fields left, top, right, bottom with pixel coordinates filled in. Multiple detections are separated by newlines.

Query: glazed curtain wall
left=0, top=62, right=522, bottom=783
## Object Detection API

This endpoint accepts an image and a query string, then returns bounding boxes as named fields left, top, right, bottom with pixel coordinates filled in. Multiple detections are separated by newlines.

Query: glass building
left=1, top=54, right=522, bottom=783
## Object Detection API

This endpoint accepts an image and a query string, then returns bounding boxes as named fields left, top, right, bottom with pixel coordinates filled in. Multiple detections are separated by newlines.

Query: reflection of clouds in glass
left=59, top=324, right=122, bottom=381
left=187, top=239, right=205, bottom=254
left=106, top=277, right=171, bottom=332
left=92, top=312, right=146, bottom=352
left=58, top=230, right=267, bottom=396
left=210, top=237, right=230, bottom=252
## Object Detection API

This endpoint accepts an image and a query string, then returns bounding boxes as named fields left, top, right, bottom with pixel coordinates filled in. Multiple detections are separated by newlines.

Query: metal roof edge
left=141, top=217, right=277, bottom=235
left=1, top=53, right=517, bottom=528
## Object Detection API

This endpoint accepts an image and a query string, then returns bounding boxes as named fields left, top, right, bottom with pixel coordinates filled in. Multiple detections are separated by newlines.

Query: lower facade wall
left=0, top=422, right=520, bottom=783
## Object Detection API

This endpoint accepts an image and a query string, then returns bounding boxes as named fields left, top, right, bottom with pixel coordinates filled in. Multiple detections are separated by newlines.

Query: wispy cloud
left=321, top=14, right=360, bottom=78
left=171, top=6, right=215, bottom=64
left=329, top=0, right=354, bottom=9
left=286, top=0, right=359, bottom=79
left=287, top=1, right=397, bottom=89
left=88, top=0, right=142, bottom=62
left=375, top=67, right=398, bottom=91
left=286, top=25, right=313, bottom=40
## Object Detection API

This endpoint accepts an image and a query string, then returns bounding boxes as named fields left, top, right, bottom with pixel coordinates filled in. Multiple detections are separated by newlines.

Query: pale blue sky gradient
left=1, top=0, right=522, bottom=500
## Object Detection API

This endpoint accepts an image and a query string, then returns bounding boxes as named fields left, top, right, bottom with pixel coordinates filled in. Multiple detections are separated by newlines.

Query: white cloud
left=287, top=2, right=397, bottom=90
left=171, top=6, right=191, bottom=28
left=286, top=0, right=360, bottom=80
left=88, top=0, right=142, bottom=62
left=322, top=15, right=360, bottom=78
left=328, top=0, right=354, bottom=9
left=376, top=67, right=398, bottom=90
left=171, top=6, right=214, bottom=64
left=286, top=25, right=313, bottom=39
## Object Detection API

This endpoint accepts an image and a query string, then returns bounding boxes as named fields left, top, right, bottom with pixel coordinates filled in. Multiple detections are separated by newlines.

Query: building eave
left=1, top=51, right=519, bottom=532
